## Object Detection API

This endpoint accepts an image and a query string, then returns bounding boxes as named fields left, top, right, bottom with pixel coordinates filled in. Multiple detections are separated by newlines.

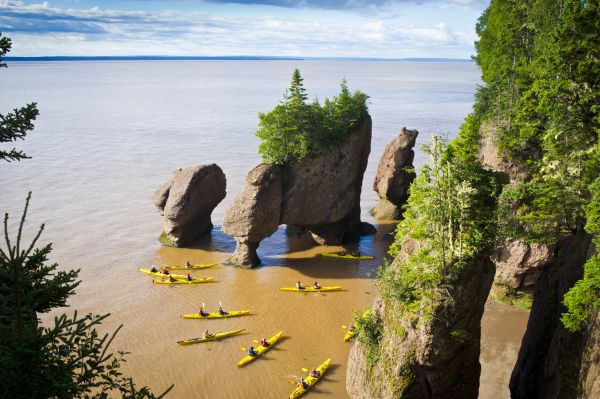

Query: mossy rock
left=159, top=230, right=176, bottom=247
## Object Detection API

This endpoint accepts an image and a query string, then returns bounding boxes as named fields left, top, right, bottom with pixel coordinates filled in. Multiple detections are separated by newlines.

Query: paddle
left=341, top=325, right=348, bottom=329
left=301, top=368, right=309, bottom=372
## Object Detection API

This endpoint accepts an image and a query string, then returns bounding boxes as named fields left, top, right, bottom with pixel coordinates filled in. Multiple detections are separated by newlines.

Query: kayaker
left=259, top=337, right=270, bottom=347
left=198, top=307, right=209, bottom=317
left=296, top=281, right=305, bottom=290
left=168, top=275, right=177, bottom=282
left=185, top=273, right=193, bottom=281
left=338, top=250, right=347, bottom=256
left=150, top=266, right=158, bottom=273
left=186, top=261, right=193, bottom=269
left=352, top=249, right=361, bottom=257
left=218, top=306, right=229, bottom=316
left=247, top=346, right=258, bottom=357
left=161, top=268, right=170, bottom=275
left=309, top=369, right=321, bottom=378
left=313, top=281, right=321, bottom=289
left=203, top=330, right=214, bottom=339
left=298, top=378, right=309, bottom=389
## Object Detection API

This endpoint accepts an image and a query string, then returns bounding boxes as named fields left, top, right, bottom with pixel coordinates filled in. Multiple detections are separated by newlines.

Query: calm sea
left=0, top=61, right=527, bottom=399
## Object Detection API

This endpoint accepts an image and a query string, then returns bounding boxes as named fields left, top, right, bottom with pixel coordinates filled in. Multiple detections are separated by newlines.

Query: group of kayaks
left=139, top=250, right=372, bottom=397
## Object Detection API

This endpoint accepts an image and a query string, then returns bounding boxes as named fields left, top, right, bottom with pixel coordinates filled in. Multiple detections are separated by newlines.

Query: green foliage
left=256, top=69, right=368, bottom=165
left=380, top=136, right=499, bottom=310
left=0, top=194, right=172, bottom=398
left=0, top=32, right=39, bottom=162
left=562, top=177, right=600, bottom=331
left=354, top=311, right=383, bottom=369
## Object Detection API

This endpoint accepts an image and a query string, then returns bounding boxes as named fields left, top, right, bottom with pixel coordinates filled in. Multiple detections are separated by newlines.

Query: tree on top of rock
left=256, top=69, right=369, bottom=165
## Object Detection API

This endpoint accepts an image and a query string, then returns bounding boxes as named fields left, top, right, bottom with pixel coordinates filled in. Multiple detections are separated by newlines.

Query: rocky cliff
left=477, top=122, right=553, bottom=290
left=510, top=230, right=595, bottom=398
left=346, top=238, right=495, bottom=398
left=372, top=128, right=418, bottom=220
left=222, top=116, right=372, bottom=267
left=152, top=164, right=226, bottom=247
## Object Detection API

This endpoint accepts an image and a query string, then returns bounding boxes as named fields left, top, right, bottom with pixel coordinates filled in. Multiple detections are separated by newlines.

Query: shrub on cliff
left=256, top=68, right=368, bottom=165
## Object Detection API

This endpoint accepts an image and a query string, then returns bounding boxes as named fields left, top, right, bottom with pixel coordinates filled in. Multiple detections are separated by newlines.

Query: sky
left=0, top=0, right=488, bottom=58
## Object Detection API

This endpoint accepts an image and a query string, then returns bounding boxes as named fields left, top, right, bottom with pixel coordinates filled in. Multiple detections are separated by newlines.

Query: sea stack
left=152, top=164, right=226, bottom=247
left=223, top=116, right=373, bottom=268
left=372, top=127, right=418, bottom=219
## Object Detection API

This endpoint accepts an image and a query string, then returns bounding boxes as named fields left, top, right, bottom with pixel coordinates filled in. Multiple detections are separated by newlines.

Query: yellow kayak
left=138, top=268, right=186, bottom=279
left=321, top=252, right=374, bottom=260
left=344, top=310, right=370, bottom=342
left=289, top=358, right=331, bottom=399
left=280, top=286, right=342, bottom=292
left=181, top=310, right=250, bottom=319
left=237, top=331, right=283, bottom=367
left=167, top=263, right=217, bottom=270
left=177, top=329, right=245, bottom=346
left=153, top=277, right=214, bottom=285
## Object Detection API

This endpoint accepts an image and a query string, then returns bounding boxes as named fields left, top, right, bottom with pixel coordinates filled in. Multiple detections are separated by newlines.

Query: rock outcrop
left=223, top=116, right=372, bottom=267
left=152, top=164, right=226, bottom=247
left=346, top=238, right=495, bottom=398
left=372, top=128, right=418, bottom=219
left=477, top=121, right=553, bottom=289
left=510, top=230, right=595, bottom=398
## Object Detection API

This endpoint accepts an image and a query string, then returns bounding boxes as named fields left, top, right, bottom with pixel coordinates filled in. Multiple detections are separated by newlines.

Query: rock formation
left=346, top=237, right=495, bottom=398
left=152, top=164, right=226, bottom=247
left=510, top=230, right=595, bottom=398
left=223, top=116, right=372, bottom=267
left=372, top=127, right=418, bottom=219
left=477, top=122, right=553, bottom=290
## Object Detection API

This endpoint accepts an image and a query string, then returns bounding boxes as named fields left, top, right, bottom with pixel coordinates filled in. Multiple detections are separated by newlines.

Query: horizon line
left=4, top=55, right=473, bottom=62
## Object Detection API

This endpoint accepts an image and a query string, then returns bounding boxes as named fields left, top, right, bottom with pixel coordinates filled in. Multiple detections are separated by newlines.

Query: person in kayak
left=313, top=281, right=321, bottom=289
left=168, top=275, right=177, bottom=282
left=218, top=306, right=229, bottom=316
left=309, top=369, right=321, bottom=378
left=296, top=281, right=305, bottom=290
left=150, top=266, right=158, bottom=273
left=203, top=330, right=214, bottom=339
left=247, top=346, right=258, bottom=357
left=298, top=378, right=309, bottom=389
left=185, top=273, right=193, bottom=281
left=351, top=249, right=361, bottom=257
left=259, top=337, right=270, bottom=347
left=161, top=268, right=170, bottom=275
left=186, top=261, right=193, bottom=268
left=198, top=306, right=209, bottom=317
left=338, top=250, right=347, bottom=256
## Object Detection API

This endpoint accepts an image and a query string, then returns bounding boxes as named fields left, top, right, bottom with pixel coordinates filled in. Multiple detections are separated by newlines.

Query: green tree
left=0, top=32, right=39, bottom=162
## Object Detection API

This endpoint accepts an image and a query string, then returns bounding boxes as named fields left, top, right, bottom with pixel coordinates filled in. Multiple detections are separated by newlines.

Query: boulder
left=372, top=127, right=418, bottom=219
left=153, top=164, right=226, bottom=247
left=492, top=239, right=554, bottom=290
left=222, top=164, right=282, bottom=268
left=223, top=116, right=372, bottom=267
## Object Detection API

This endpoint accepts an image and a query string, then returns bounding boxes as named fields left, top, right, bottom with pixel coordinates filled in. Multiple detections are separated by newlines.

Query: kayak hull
left=167, top=263, right=217, bottom=270
left=177, top=329, right=245, bottom=345
left=237, top=331, right=283, bottom=367
left=289, top=358, right=331, bottom=399
left=181, top=310, right=250, bottom=319
left=153, top=277, right=214, bottom=285
left=280, top=286, right=342, bottom=292
left=321, top=252, right=374, bottom=260
left=138, top=268, right=186, bottom=279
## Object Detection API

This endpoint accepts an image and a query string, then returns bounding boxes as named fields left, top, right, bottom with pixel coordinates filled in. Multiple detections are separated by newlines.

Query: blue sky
left=0, top=0, right=488, bottom=57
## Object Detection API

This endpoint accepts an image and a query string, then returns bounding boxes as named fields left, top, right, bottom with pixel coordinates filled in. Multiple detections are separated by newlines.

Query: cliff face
left=152, top=164, right=226, bottom=247
left=477, top=122, right=553, bottom=290
left=346, top=239, right=495, bottom=399
left=222, top=116, right=372, bottom=267
left=510, top=231, right=596, bottom=399
left=372, top=128, right=418, bottom=220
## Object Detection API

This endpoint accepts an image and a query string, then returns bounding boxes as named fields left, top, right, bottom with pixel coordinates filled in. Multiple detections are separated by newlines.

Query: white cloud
left=1, top=1, right=478, bottom=58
